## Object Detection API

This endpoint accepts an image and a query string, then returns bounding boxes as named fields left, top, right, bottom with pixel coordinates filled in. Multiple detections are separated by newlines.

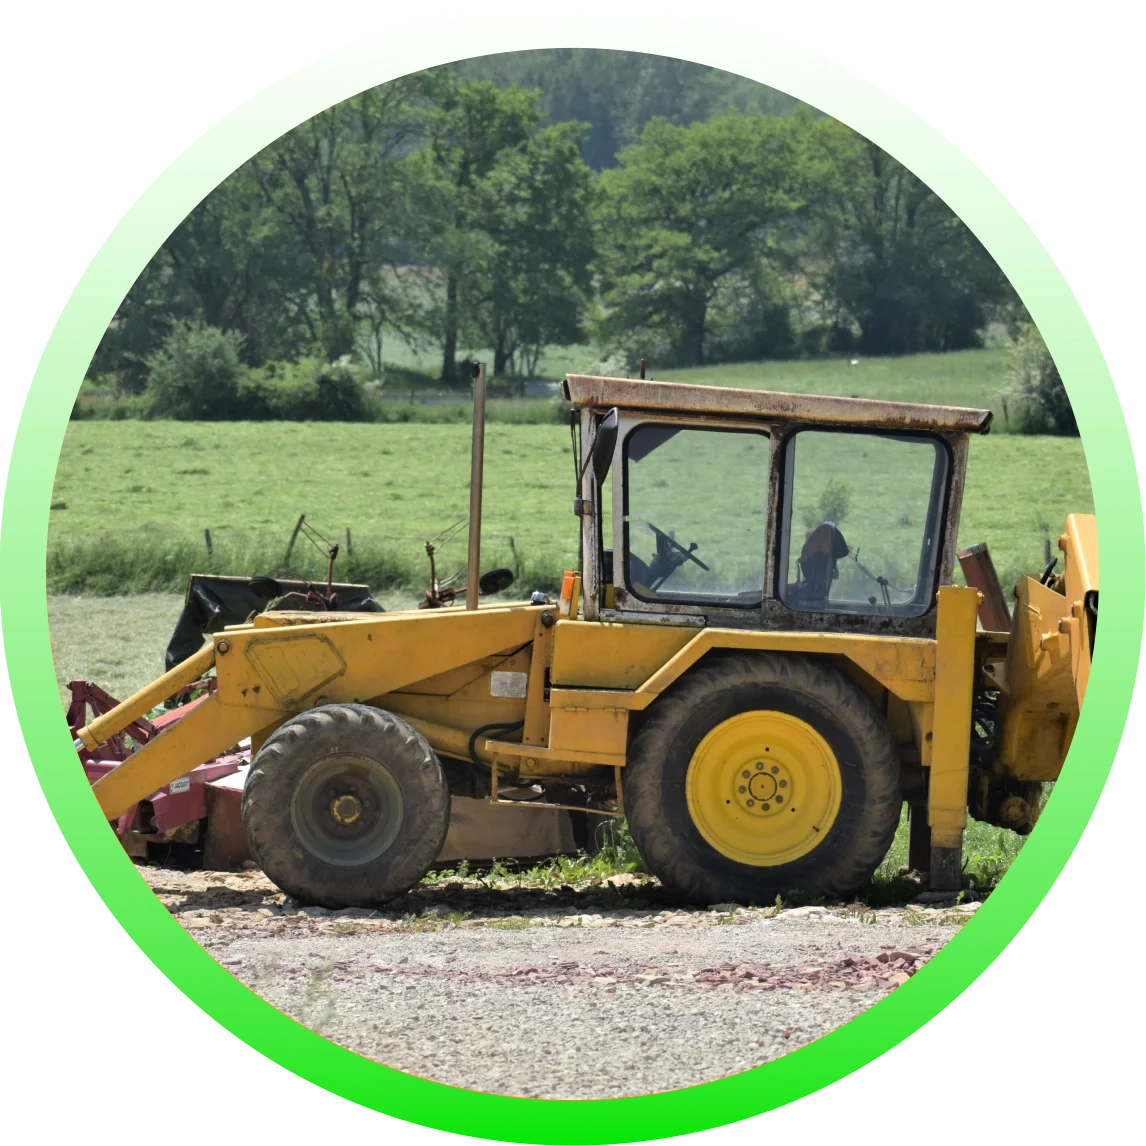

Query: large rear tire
left=243, top=703, right=449, bottom=908
left=624, top=653, right=901, bottom=905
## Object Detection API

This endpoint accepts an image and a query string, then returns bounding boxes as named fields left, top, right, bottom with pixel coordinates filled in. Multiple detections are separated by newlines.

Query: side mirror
left=479, top=568, right=515, bottom=596
left=590, top=408, right=619, bottom=487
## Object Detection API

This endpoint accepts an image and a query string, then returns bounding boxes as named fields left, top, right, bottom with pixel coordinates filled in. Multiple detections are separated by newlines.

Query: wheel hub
left=685, top=710, right=842, bottom=867
left=289, top=754, right=404, bottom=867
left=737, top=763, right=787, bottom=811
left=330, top=793, right=363, bottom=824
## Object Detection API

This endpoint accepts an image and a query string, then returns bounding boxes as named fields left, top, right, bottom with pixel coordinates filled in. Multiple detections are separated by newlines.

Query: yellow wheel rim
left=685, top=711, right=842, bottom=867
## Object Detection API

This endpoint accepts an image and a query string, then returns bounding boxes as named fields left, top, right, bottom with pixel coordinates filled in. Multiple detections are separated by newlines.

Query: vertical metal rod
left=285, top=513, right=306, bottom=565
left=466, top=362, right=487, bottom=610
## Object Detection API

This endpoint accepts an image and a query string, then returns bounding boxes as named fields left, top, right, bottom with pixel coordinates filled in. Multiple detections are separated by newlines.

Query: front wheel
left=243, top=703, right=450, bottom=907
left=624, top=654, right=901, bottom=905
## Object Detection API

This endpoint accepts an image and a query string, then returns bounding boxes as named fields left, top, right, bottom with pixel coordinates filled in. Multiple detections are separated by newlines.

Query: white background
left=4, top=0, right=1141, bottom=1123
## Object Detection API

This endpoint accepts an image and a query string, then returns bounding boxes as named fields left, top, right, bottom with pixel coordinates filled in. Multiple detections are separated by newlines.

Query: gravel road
left=143, top=866, right=979, bottom=1098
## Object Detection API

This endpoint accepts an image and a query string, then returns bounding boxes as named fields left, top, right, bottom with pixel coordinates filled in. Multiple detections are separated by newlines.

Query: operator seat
left=792, top=522, right=849, bottom=607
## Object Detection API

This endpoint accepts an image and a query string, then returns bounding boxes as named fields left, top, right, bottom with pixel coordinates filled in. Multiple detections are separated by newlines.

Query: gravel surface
left=143, top=866, right=980, bottom=1099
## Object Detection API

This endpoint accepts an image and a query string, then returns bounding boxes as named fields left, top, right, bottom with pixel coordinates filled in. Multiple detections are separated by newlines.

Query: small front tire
left=242, top=703, right=450, bottom=907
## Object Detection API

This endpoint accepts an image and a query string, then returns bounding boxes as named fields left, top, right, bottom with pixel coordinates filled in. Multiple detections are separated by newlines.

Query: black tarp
left=165, top=574, right=383, bottom=671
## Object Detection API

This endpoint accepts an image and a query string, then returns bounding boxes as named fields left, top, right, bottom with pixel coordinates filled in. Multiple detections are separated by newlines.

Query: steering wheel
left=647, top=521, right=710, bottom=571
left=640, top=521, right=710, bottom=591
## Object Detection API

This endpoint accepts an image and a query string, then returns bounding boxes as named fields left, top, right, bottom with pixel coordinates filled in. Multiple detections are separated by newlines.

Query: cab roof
left=563, top=374, right=993, bottom=434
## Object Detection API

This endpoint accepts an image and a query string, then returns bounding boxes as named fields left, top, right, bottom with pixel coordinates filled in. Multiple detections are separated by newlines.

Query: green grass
left=658, top=347, right=1013, bottom=419
left=867, top=805, right=1027, bottom=896
left=46, top=588, right=422, bottom=704
left=49, top=419, right=1091, bottom=598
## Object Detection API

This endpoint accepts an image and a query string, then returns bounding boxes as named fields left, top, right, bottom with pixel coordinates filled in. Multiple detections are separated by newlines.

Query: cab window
left=779, top=429, right=948, bottom=617
left=623, top=425, right=769, bottom=608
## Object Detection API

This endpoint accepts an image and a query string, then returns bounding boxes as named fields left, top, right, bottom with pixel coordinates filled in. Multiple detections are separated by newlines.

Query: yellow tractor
left=75, top=367, right=1097, bottom=905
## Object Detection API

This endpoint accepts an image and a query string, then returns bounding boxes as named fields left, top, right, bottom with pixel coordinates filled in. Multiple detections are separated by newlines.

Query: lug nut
left=746, top=799, right=755, bottom=807
left=775, top=795, right=783, bottom=804
left=742, top=770, right=750, bottom=778
left=770, top=765, right=779, bottom=774
left=761, top=803, right=770, bottom=811
left=756, top=762, right=764, bottom=770
left=738, top=785, right=747, bottom=793
left=779, top=779, right=787, bottom=788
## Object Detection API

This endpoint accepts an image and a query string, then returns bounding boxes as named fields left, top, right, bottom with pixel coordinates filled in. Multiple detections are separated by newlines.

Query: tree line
left=90, top=62, right=1019, bottom=400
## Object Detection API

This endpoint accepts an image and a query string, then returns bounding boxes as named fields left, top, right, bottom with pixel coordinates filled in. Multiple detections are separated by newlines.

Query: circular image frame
left=6, top=20, right=1136, bottom=1146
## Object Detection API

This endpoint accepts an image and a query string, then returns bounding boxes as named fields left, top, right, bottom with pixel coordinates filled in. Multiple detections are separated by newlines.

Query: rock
left=240, top=860, right=259, bottom=871
left=780, top=905, right=830, bottom=920
left=709, top=903, right=741, bottom=914
left=604, top=873, right=643, bottom=887
left=913, top=891, right=963, bottom=904
left=886, top=970, right=911, bottom=986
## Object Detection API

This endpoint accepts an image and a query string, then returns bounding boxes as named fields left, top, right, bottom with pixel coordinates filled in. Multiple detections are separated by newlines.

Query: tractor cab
left=565, top=374, right=993, bottom=637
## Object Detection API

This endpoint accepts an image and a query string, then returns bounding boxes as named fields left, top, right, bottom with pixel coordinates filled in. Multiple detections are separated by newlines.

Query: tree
left=1000, top=323, right=1077, bottom=435
left=413, top=79, right=540, bottom=382
left=449, top=49, right=799, bottom=171
left=595, top=112, right=803, bottom=366
left=800, top=118, right=1012, bottom=355
left=245, top=75, right=437, bottom=361
left=463, top=121, right=596, bottom=376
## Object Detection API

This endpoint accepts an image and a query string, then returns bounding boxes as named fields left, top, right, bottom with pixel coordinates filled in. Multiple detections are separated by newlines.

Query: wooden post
left=466, top=362, right=487, bottom=611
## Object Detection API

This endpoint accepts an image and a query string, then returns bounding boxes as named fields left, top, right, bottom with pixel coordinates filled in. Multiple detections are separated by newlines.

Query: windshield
left=624, top=424, right=770, bottom=607
left=779, top=429, right=948, bottom=617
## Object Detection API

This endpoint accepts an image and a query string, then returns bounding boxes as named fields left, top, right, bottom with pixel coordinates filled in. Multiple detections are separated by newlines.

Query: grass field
left=376, top=343, right=1015, bottom=423
left=49, top=419, right=1093, bottom=598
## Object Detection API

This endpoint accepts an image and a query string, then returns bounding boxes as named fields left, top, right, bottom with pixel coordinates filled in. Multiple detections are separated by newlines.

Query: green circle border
left=1, top=19, right=1140, bottom=1142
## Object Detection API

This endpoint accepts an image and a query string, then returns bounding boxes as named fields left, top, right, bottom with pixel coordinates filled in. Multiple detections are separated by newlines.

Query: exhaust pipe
left=466, top=362, right=487, bottom=611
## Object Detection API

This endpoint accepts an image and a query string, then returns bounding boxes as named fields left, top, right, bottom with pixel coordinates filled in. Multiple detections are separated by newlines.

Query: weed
left=330, top=922, right=370, bottom=937
left=487, top=917, right=533, bottom=930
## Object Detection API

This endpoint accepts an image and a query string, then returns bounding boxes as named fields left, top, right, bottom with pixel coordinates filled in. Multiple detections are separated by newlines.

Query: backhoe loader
left=73, top=365, right=1097, bottom=905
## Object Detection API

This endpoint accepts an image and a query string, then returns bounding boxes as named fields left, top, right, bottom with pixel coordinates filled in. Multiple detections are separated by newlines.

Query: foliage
left=252, top=358, right=371, bottom=422
left=145, top=321, right=251, bottom=420
left=595, top=112, right=803, bottom=367
left=242, top=75, right=439, bottom=363
left=999, top=323, right=1078, bottom=435
left=798, top=117, right=1015, bottom=355
left=87, top=54, right=1025, bottom=403
left=462, top=121, right=596, bottom=377
left=448, top=49, right=799, bottom=171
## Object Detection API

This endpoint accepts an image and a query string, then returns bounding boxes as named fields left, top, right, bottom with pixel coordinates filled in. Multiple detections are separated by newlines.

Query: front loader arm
left=79, top=604, right=544, bottom=821
left=91, top=694, right=287, bottom=819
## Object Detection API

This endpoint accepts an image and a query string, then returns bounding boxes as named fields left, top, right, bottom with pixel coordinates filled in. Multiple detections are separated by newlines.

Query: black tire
left=242, top=703, right=450, bottom=908
left=624, top=653, right=901, bottom=905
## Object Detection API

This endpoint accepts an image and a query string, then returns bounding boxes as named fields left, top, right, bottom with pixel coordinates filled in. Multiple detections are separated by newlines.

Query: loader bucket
left=165, top=573, right=383, bottom=671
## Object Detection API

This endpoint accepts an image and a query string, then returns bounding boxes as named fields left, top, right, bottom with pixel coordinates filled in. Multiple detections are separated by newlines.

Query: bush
left=146, top=321, right=250, bottom=419
left=248, top=357, right=371, bottom=421
left=1000, top=325, right=1078, bottom=435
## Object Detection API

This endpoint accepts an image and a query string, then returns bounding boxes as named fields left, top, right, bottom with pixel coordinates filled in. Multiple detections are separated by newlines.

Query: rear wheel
left=243, top=703, right=449, bottom=907
left=624, top=654, right=901, bottom=905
